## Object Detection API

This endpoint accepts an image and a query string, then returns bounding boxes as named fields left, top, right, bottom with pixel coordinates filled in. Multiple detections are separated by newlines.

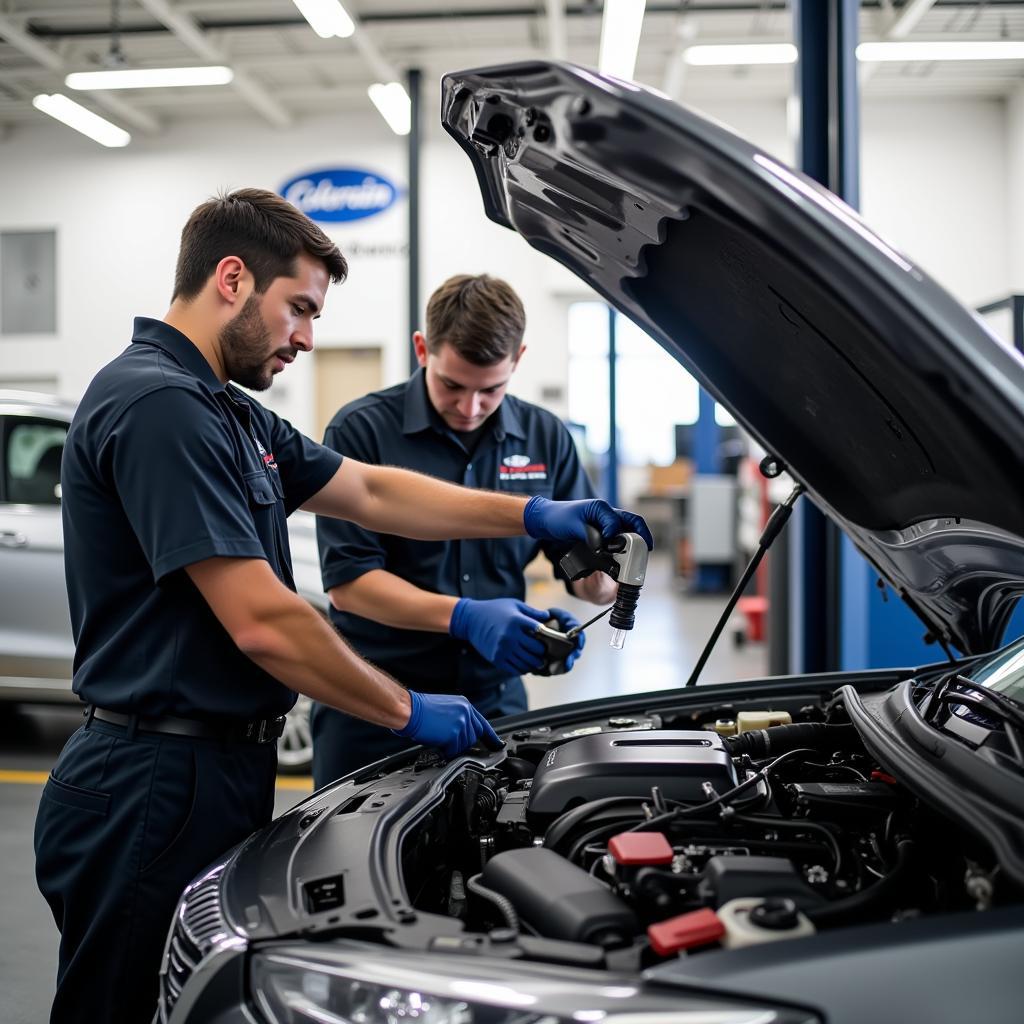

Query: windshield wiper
left=929, top=673, right=1024, bottom=769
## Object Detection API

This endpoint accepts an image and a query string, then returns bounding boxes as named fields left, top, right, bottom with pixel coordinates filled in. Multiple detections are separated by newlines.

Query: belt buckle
left=255, top=717, right=285, bottom=743
left=242, top=716, right=284, bottom=743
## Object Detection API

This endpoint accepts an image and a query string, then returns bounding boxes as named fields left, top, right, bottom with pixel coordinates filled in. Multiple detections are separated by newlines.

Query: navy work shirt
left=62, top=317, right=342, bottom=720
left=316, top=369, right=596, bottom=695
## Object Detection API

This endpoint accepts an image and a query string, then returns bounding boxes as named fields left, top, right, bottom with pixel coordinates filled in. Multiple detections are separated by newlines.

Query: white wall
left=0, top=111, right=409, bottom=436
left=1007, top=84, right=1024, bottom=293
left=0, top=92, right=1011, bottom=436
left=861, top=97, right=1010, bottom=309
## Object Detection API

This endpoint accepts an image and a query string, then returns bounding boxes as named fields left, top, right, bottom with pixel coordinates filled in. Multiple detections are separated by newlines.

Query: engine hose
left=466, top=873, right=519, bottom=932
left=566, top=817, right=648, bottom=865
left=502, top=757, right=537, bottom=780
left=805, top=839, right=916, bottom=926
left=727, top=723, right=859, bottom=760
left=543, top=796, right=647, bottom=855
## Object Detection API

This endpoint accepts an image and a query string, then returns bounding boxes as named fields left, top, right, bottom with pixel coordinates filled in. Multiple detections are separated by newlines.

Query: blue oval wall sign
left=280, top=168, right=399, bottom=223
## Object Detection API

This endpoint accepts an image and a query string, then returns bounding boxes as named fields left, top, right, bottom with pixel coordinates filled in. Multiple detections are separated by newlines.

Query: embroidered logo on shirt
left=254, top=436, right=279, bottom=472
left=500, top=453, right=547, bottom=481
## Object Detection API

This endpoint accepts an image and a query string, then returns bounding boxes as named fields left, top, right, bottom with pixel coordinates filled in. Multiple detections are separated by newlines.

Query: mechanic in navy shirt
left=33, top=192, right=652, bottom=1024
left=312, top=274, right=621, bottom=786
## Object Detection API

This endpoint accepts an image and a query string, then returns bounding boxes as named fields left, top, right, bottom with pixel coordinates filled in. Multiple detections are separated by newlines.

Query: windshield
left=967, top=634, right=1024, bottom=706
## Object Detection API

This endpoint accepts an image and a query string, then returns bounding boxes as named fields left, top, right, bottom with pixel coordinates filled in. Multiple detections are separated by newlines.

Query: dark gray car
left=157, top=63, right=1024, bottom=1024
left=0, top=389, right=319, bottom=772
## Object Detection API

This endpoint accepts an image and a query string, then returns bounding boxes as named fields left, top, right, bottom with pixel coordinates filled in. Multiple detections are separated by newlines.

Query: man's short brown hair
left=172, top=187, right=348, bottom=302
left=424, top=274, right=525, bottom=365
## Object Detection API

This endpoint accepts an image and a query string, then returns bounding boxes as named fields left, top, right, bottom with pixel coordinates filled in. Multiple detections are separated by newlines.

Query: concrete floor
left=0, top=551, right=766, bottom=1024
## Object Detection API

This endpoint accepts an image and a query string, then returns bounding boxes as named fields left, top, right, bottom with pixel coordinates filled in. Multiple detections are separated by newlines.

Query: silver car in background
left=0, top=389, right=318, bottom=772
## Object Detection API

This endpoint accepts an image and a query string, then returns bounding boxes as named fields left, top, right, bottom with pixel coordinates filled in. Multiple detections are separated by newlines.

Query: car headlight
left=251, top=945, right=806, bottom=1024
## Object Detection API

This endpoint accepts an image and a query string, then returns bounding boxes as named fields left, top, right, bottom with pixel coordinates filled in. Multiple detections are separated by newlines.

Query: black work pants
left=34, top=718, right=277, bottom=1024
left=310, top=676, right=527, bottom=789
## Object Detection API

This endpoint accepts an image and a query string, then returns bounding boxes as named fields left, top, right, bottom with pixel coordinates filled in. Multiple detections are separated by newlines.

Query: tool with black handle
left=559, top=524, right=648, bottom=649
left=533, top=605, right=615, bottom=676
left=533, top=525, right=649, bottom=674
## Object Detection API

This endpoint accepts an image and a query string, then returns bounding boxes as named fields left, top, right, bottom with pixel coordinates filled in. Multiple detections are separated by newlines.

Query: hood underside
left=441, top=61, right=1024, bottom=655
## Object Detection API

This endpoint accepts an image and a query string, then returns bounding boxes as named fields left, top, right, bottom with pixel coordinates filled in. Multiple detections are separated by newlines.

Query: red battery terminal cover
left=648, top=908, right=726, bottom=956
left=608, top=832, right=674, bottom=865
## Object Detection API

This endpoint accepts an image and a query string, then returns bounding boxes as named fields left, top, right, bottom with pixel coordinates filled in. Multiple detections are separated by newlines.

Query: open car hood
left=441, top=61, right=1024, bottom=657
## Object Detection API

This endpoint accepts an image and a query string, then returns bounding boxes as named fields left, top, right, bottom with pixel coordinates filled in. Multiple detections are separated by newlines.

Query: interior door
left=314, top=346, right=383, bottom=443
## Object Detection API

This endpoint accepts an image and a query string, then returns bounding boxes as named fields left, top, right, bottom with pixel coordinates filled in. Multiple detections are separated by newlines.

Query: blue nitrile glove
left=523, top=496, right=654, bottom=550
left=547, top=607, right=585, bottom=671
left=392, top=690, right=502, bottom=758
left=449, top=597, right=549, bottom=676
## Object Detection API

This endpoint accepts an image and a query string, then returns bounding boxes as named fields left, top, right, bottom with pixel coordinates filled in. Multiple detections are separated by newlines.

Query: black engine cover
left=526, top=729, right=737, bottom=816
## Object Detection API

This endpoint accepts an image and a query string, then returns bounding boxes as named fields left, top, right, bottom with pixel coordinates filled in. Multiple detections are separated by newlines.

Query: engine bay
left=397, top=686, right=1016, bottom=968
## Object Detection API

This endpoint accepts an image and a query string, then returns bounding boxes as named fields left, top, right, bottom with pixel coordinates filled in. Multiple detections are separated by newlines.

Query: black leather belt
left=87, top=706, right=286, bottom=744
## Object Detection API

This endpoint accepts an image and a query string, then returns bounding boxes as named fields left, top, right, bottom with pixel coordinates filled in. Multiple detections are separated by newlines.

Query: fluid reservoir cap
left=718, top=897, right=815, bottom=949
left=608, top=831, right=674, bottom=866
left=750, top=897, right=799, bottom=930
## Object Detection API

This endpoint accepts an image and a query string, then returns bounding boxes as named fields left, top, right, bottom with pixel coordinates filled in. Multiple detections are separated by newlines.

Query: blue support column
left=839, top=554, right=946, bottom=667
left=693, top=389, right=719, bottom=475
left=407, top=67, right=421, bottom=375
left=790, top=0, right=857, bottom=672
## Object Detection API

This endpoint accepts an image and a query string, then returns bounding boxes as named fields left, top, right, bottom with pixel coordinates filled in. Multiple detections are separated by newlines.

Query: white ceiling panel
left=0, top=1, right=1023, bottom=138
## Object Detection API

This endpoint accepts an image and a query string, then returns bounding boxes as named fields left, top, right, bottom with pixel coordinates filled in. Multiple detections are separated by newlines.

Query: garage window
left=568, top=301, right=736, bottom=466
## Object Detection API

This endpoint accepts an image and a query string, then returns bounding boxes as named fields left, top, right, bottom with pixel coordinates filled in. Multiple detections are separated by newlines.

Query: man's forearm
left=362, top=464, right=527, bottom=540
left=242, top=590, right=412, bottom=727
left=306, top=459, right=529, bottom=541
left=186, top=557, right=413, bottom=727
left=330, top=569, right=459, bottom=632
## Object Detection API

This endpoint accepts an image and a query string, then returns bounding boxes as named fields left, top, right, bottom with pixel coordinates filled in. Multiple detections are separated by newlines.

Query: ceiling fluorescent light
left=599, top=0, right=647, bottom=80
left=368, top=82, right=411, bottom=135
left=293, top=0, right=354, bottom=39
left=857, top=40, right=1024, bottom=62
left=66, top=66, right=234, bottom=90
left=32, top=94, right=130, bottom=147
left=684, top=43, right=797, bottom=66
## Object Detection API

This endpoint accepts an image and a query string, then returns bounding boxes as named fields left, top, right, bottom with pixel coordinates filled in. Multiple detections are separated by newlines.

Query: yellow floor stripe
left=0, top=770, right=49, bottom=784
left=0, top=769, right=313, bottom=790
left=276, top=777, right=314, bottom=791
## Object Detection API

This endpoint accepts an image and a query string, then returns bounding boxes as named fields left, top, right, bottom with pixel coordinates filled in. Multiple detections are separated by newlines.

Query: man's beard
left=219, top=294, right=276, bottom=391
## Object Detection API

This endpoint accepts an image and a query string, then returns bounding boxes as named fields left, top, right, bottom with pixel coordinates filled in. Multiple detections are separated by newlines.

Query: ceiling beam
left=861, top=0, right=937, bottom=86
left=349, top=26, right=398, bottom=85
left=0, top=12, right=65, bottom=71
left=134, top=0, right=292, bottom=127
left=0, top=11, right=159, bottom=133
left=91, top=91, right=162, bottom=133
left=886, top=0, right=938, bottom=39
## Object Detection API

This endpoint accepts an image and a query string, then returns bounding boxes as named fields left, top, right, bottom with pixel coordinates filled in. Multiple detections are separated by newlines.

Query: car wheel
left=277, top=694, right=313, bottom=775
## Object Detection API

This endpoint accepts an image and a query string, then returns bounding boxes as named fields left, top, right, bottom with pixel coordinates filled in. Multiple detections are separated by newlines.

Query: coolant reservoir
left=735, top=710, right=792, bottom=733
left=718, top=897, right=815, bottom=949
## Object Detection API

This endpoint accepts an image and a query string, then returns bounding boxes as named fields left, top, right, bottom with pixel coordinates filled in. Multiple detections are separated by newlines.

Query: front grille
left=158, top=862, right=232, bottom=1021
